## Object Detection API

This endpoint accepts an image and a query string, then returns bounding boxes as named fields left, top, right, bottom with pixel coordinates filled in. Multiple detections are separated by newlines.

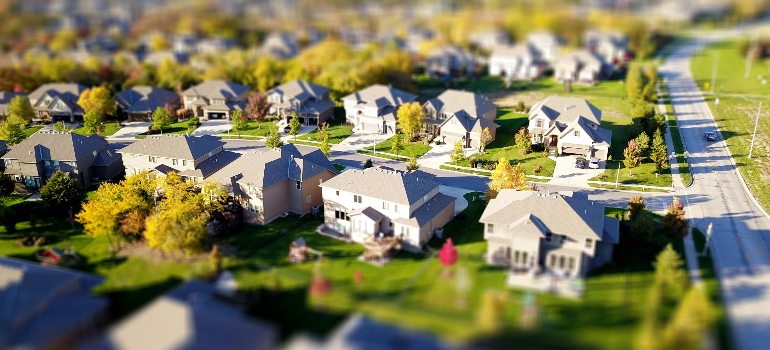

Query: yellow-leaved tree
left=396, top=102, right=425, bottom=141
left=486, top=157, right=528, bottom=200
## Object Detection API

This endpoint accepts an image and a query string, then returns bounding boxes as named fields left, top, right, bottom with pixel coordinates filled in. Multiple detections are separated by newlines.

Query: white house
left=527, top=96, right=612, bottom=160
left=341, top=84, right=417, bottom=134
left=488, top=44, right=545, bottom=80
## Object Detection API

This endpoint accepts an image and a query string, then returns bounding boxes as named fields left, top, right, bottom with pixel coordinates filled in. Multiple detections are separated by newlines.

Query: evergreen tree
left=654, top=244, right=689, bottom=299
left=40, top=170, right=85, bottom=218
left=514, top=127, right=532, bottom=155
left=450, top=141, right=465, bottom=165
left=634, top=132, right=650, bottom=157
left=626, top=63, right=645, bottom=100
left=650, top=129, right=669, bottom=172
left=264, top=123, right=284, bottom=148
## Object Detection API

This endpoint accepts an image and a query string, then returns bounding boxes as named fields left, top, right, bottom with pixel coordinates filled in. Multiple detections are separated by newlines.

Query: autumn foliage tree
left=514, top=127, right=532, bottom=155
left=627, top=195, right=646, bottom=221
left=661, top=199, right=689, bottom=239
left=77, top=86, right=115, bottom=120
left=244, top=92, right=272, bottom=127
left=479, top=127, right=493, bottom=153
left=396, top=102, right=425, bottom=140
left=623, top=139, right=642, bottom=175
left=487, top=158, right=528, bottom=200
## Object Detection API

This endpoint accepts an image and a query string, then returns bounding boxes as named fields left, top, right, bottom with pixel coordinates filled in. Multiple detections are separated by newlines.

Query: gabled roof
left=391, top=193, right=456, bottom=228
left=84, top=280, right=276, bottom=350
left=529, top=96, right=602, bottom=125
left=560, top=116, right=612, bottom=145
left=426, top=45, right=474, bottom=61
left=527, top=31, right=562, bottom=47
left=179, top=150, right=240, bottom=179
left=28, top=83, right=87, bottom=103
left=209, top=144, right=337, bottom=190
left=92, top=148, right=121, bottom=167
left=268, top=80, right=330, bottom=103
left=341, top=84, right=417, bottom=110
left=440, top=113, right=497, bottom=133
left=114, top=86, right=179, bottom=114
left=480, top=190, right=606, bottom=240
left=117, top=135, right=225, bottom=161
left=182, top=80, right=250, bottom=100
left=427, top=89, right=497, bottom=120
left=0, top=257, right=107, bottom=349
left=2, top=132, right=107, bottom=163
left=320, top=167, right=440, bottom=206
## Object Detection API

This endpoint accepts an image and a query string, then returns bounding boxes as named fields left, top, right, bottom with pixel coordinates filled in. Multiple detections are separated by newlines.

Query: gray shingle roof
left=320, top=167, right=440, bottom=206
left=209, top=144, right=337, bottom=191
left=114, top=86, right=179, bottom=114
left=490, top=43, right=538, bottom=61
left=0, top=257, right=107, bottom=349
left=392, top=193, right=455, bottom=228
left=565, top=116, right=612, bottom=145
left=341, top=84, right=417, bottom=110
left=2, top=132, right=107, bottom=163
left=182, top=80, right=250, bottom=100
left=117, top=135, right=225, bottom=161
left=268, top=80, right=330, bottom=103
left=179, top=150, right=240, bottom=178
left=427, top=89, right=497, bottom=120
left=92, top=148, right=121, bottom=166
left=28, top=83, right=87, bottom=103
left=529, top=96, right=602, bottom=125
left=480, top=190, right=606, bottom=240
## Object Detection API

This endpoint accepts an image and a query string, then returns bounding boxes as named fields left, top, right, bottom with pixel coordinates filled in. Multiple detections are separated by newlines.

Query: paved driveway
left=547, top=155, right=604, bottom=188
left=107, top=122, right=150, bottom=140
left=194, top=120, right=231, bottom=136
left=332, top=129, right=381, bottom=153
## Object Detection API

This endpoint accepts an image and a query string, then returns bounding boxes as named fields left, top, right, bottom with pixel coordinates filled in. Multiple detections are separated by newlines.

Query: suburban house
left=526, top=31, right=562, bottom=63
left=0, top=257, right=109, bottom=350
left=403, top=26, right=435, bottom=54
left=319, top=168, right=456, bottom=252
left=261, top=32, right=300, bottom=60
left=553, top=49, right=607, bottom=85
left=469, top=29, right=511, bottom=52
left=341, top=84, right=417, bottom=134
left=0, top=91, right=27, bottom=119
left=181, top=80, right=251, bottom=120
left=1, top=131, right=123, bottom=188
left=423, top=89, right=498, bottom=149
left=488, top=44, right=546, bottom=80
left=527, top=96, right=612, bottom=160
left=114, top=86, right=180, bottom=122
left=117, top=134, right=239, bottom=182
left=82, top=280, right=276, bottom=350
left=583, top=29, right=628, bottom=66
left=28, top=83, right=87, bottom=123
left=209, top=144, right=338, bottom=225
left=480, top=190, right=619, bottom=293
left=425, top=45, right=475, bottom=78
left=267, top=80, right=335, bottom=126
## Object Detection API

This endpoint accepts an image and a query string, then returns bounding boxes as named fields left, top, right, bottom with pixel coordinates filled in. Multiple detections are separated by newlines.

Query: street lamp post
left=749, top=101, right=762, bottom=159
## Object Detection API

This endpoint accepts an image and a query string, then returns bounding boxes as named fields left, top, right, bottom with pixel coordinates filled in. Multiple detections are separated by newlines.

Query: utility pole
left=749, top=101, right=762, bottom=158
left=710, top=52, right=720, bottom=94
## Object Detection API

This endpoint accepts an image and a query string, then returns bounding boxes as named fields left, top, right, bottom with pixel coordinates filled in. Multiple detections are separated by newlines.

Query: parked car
left=575, top=157, right=586, bottom=169
left=588, top=158, right=600, bottom=169
left=704, top=131, right=716, bottom=141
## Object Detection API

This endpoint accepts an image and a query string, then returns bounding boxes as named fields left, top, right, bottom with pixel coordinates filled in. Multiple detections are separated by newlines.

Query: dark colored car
left=704, top=131, right=716, bottom=141
left=575, top=157, right=586, bottom=169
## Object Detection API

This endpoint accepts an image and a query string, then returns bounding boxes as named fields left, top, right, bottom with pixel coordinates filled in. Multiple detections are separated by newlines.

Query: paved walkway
left=106, top=122, right=151, bottom=140
left=417, top=143, right=476, bottom=170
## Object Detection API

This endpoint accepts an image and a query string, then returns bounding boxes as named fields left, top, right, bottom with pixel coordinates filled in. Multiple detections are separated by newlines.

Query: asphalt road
left=662, top=36, right=770, bottom=349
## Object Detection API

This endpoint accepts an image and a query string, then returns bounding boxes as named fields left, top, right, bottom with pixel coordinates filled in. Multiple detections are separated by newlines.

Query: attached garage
left=207, top=112, right=227, bottom=119
left=561, top=146, right=589, bottom=157
left=593, top=148, right=607, bottom=160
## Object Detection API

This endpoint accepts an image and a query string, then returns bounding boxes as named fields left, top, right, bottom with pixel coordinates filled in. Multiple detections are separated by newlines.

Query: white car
left=588, top=158, right=600, bottom=169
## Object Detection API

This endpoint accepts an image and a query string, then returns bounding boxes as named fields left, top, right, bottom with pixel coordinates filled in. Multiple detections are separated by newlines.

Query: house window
left=306, top=195, right=311, bottom=203
left=182, top=160, right=187, bottom=166
left=334, top=207, right=350, bottom=221
left=585, top=239, right=593, bottom=249
left=573, top=130, right=580, bottom=137
left=354, top=195, right=362, bottom=203
left=394, top=205, right=399, bottom=213
left=382, top=201, right=388, bottom=210
left=400, top=226, right=410, bottom=236
left=296, top=181, right=301, bottom=190
left=560, top=235, right=567, bottom=244
left=487, top=223, right=494, bottom=234
left=536, top=119, right=543, bottom=128
left=549, top=255, right=556, bottom=267
left=568, top=257, right=575, bottom=270
left=4, top=159, right=10, bottom=167
left=69, top=161, right=76, bottom=167
left=149, top=156, right=156, bottom=163
left=545, top=232, right=552, bottom=242
left=54, top=161, right=59, bottom=169
left=336, top=190, right=340, bottom=196
left=172, top=159, right=178, bottom=166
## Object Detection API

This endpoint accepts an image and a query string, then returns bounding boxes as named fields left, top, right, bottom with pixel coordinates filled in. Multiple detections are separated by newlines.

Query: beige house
left=480, top=190, right=619, bottom=290
left=341, top=85, right=417, bottom=134
left=488, top=44, right=545, bottom=81
left=209, top=144, right=338, bottom=225
left=554, top=49, right=607, bottom=85
left=423, top=89, right=498, bottom=149
left=583, top=29, right=628, bottom=66
left=267, top=80, right=334, bottom=126
left=425, top=45, right=475, bottom=78
left=528, top=96, right=612, bottom=160
left=526, top=31, right=562, bottom=64
left=320, top=168, right=455, bottom=252
left=117, top=134, right=239, bottom=181
left=1, top=131, right=123, bottom=188
left=181, top=80, right=250, bottom=120
left=28, top=83, right=87, bottom=123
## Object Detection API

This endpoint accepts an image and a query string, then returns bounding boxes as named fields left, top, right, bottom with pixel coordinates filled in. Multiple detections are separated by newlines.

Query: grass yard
left=359, top=134, right=433, bottom=159
left=23, top=125, right=43, bottom=138
left=296, top=108, right=353, bottom=144
left=72, top=122, right=122, bottom=137
left=449, top=108, right=556, bottom=176
left=226, top=120, right=279, bottom=138
left=690, top=39, right=770, bottom=212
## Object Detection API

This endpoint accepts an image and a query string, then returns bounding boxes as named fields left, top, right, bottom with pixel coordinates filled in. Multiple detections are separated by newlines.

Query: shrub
left=469, top=156, right=478, bottom=168
left=188, top=116, right=201, bottom=127
left=516, top=100, right=526, bottom=112
left=34, top=236, right=46, bottom=247
left=364, top=159, right=373, bottom=169
left=533, top=164, right=543, bottom=174
left=435, top=140, right=441, bottom=145
left=15, top=237, right=30, bottom=247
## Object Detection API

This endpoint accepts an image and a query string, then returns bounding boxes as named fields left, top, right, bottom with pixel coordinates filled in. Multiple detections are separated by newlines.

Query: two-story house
left=181, top=80, right=250, bottom=120
left=527, top=96, right=612, bottom=160
left=28, top=83, right=88, bottom=123
left=114, top=86, right=180, bottom=122
left=554, top=49, right=607, bottom=85
left=1, top=131, right=123, bottom=188
left=583, top=29, right=628, bottom=66
left=526, top=31, right=563, bottom=64
left=267, top=80, right=335, bottom=126
left=488, top=44, right=546, bottom=81
left=319, top=168, right=456, bottom=252
left=480, top=190, right=619, bottom=287
left=117, top=134, right=239, bottom=182
left=341, top=85, right=417, bottom=134
left=210, top=144, right=337, bottom=225
left=423, top=90, right=498, bottom=149
left=425, top=45, right=475, bottom=78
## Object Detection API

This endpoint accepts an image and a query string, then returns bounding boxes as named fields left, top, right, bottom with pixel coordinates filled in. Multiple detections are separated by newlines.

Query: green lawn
left=24, top=126, right=43, bottom=138
left=72, top=122, right=122, bottom=137
left=297, top=108, right=353, bottom=144
left=659, top=79, right=692, bottom=186
left=360, top=134, right=433, bottom=159
left=690, top=39, right=770, bottom=212
left=450, top=108, right=556, bottom=177
left=225, top=120, right=279, bottom=138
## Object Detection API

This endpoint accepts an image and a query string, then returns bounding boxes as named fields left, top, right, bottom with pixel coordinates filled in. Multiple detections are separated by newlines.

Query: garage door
left=562, top=147, right=589, bottom=156
left=593, top=149, right=607, bottom=160
left=208, top=112, right=226, bottom=119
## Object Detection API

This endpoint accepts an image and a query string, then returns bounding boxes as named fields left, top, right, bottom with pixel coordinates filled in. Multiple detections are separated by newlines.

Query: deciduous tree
left=480, top=127, right=492, bottom=153
left=230, top=110, right=248, bottom=138
left=40, top=170, right=85, bottom=218
left=264, top=123, right=283, bottom=148
left=252, top=57, right=282, bottom=92
left=7, top=96, right=34, bottom=126
left=244, top=92, right=271, bottom=127
left=0, top=173, right=14, bottom=200
left=476, top=291, right=507, bottom=334
left=391, top=133, right=404, bottom=157
left=627, top=195, right=647, bottom=221
left=151, top=107, right=172, bottom=134
left=53, top=121, right=72, bottom=133
left=317, top=122, right=331, bottom=157
left=514, top=127, right=532, bottom=155
left=634, top=132, right=650, bottom=157
left=661, top=199, right=689, bottom=239
left=77, top=86, right=115, bottom=119
left=0, top=122, right=25, bottom=145
left=662, top=287, right=714, bottom=350
left=630, top=211, right=656, bottom=244
left=439, top=238, right=458, bottom=270
left=450, top=141, right=465, bottom=165
left=406, top=154, right=420, bottom=172
left=487, top=158, right=528, bottom=200
left=623, top=139, right=642, bottom=175
left=396, top=102, right=425, bottom=140
left=83, top=110, right=102, bottom=135
left=650, top=129, right=669, bottom=172
left=626, top=63, right=644, bottom=100
left=289, top=112, right=300, bottom=141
